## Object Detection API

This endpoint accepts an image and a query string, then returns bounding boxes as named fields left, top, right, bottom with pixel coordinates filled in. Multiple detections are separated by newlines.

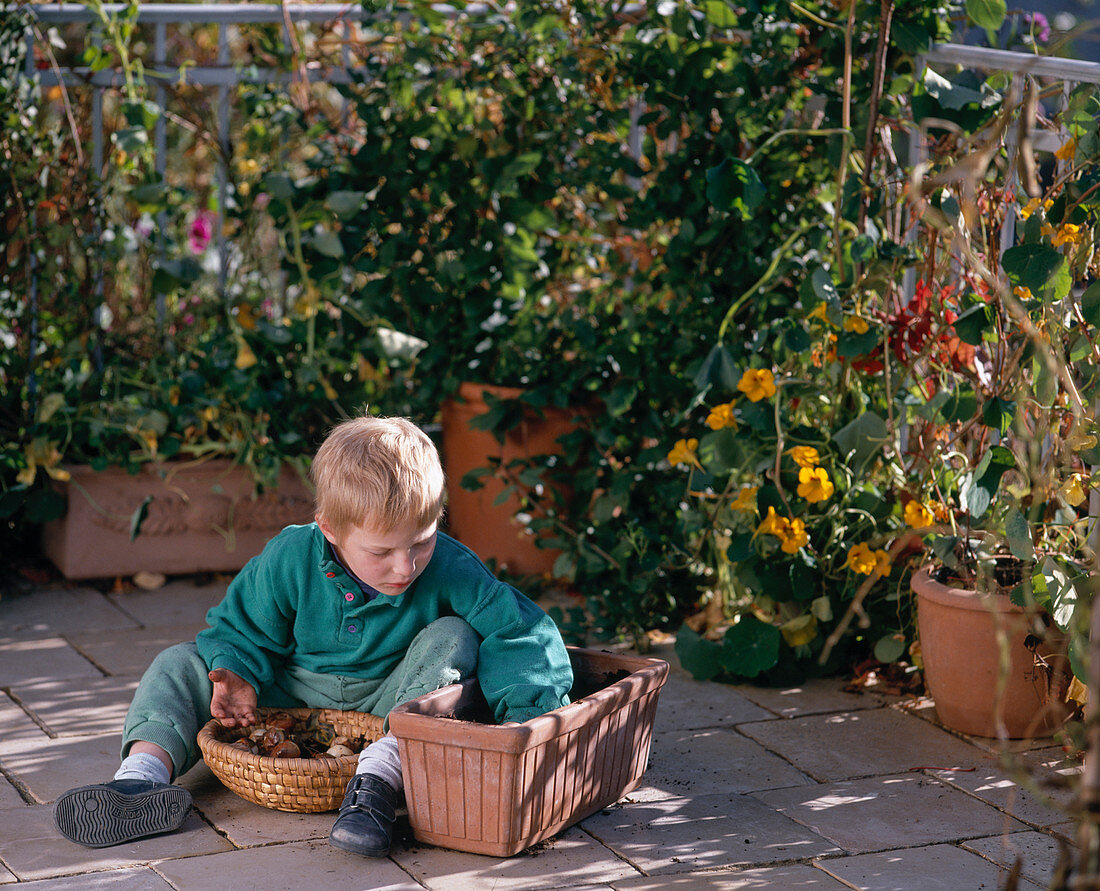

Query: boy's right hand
left=208, top=668, right=258, bottom=728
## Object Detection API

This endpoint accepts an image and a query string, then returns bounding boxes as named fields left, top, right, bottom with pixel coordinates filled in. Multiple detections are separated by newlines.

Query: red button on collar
left=326, top=571, right=336, bottom=578
left=344, top=592, right=355, bottom=602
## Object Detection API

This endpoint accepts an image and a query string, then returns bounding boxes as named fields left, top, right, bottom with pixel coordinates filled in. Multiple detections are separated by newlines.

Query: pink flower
left=188, top=211, right=216, bottom=254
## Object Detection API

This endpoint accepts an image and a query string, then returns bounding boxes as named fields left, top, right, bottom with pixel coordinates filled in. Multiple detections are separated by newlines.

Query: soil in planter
left=438, top=669, right=633, bottom=725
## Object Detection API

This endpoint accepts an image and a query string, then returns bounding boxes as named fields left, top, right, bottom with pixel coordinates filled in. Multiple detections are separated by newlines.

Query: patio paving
left=0, top=576, right=1082, bottom=889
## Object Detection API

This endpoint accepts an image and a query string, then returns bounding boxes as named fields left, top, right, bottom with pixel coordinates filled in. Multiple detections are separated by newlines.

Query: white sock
left=355, top=734, right=403, bottom=793
left=114, top=752, right=171, bottom=785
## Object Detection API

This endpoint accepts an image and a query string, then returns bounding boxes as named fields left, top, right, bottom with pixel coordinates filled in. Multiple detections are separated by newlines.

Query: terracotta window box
left=389, top=646, right=669, bottom=857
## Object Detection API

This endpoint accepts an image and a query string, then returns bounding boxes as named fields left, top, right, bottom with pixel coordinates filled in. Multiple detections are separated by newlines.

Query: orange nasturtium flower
left=667, top=438, right=701, bottom=469
left=706, top=402, right=738, bottom=430
left=1012, top=286, right=1032, bottom=300
left=845, top=542, right=890, bottom=576
left=787, top=446, right=820, bottom=468
left=903, top=500, right=935, bottom=529
left=796, top=466, right=834, bottom=503
left=730, top=486, right=758, bottom=512
left=737, top=368, right=776, bottom=402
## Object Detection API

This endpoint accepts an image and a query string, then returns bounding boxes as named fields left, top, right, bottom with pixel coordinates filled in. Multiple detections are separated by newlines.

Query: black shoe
left=53, top=779, right=192, bottom=848
left=329, top=773, right=398, bottom=857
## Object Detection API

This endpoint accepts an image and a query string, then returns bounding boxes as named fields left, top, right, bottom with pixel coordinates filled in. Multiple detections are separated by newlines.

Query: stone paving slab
left=929, top=762, right=1074, bottom=829
left=0, top=637, right=102, bottom=686
left=734, top=678, right=890, bottom=719
left=0, top=775, right=25, bottom=810
left=630, top=726, right=813, bottom=802
left=0, top=867, right=175, bottom=889
left=0, top=863, right=13, bottom=885
left=654, top=672, right=775, bottom=731
left=106, top=579, right=228, bottom=628
left=609, top=864, right=851, bottom=888
left=754, top=773, right=1029, bottom=854
left=963, top=830, right=1067, bottom=888
left=739, top=706, right=990, bottom=781
left=181, top=762, right=336, bottom=847
left=815, top=842, right=1033, bottom=889
left=393, top=825, right=642, bottom=890
left=0, top=803, right=232, bottom=881
left=580, top=791, right=841, bottom=874
left=9, top=677, right=139, bottom=738
left=0, top=588, right=138, bottom=639
left=902, top=698, right=1061, bottom=755
left=64, top=624, right=206, bottom=678
left=153, top=839, right=421, bottom=890
left=0, top=733, right=123, bottom=804
left=0, top=692, right=50, bottom=752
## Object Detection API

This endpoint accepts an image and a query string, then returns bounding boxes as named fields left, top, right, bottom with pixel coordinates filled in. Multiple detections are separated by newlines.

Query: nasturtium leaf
left=966, top=0, right=1007, bottom=30
left=262, top=173, right=294, bottom=200
left=705, top=158, right=765, bottom=220
left=811, top=267, right=840, bottom=302
left=836, top=327, right=880, bottom=359
left=726, top=531, right=755, bottom=562
left=961, top=445, right=1015, bottom=519
left=24, top=489, right=66, bottom=524
left=874, top=633, right=907, bottom=664
left=325, top=191, right=366, bottom=219
left=720, top=615, right=781, bottom=677
left=953, top=302, right=995, bottom=345
left=699, top=427, right=743, bottom=474
left=939, top=385, right=977, bottom=423
left=693, top=344, right=741, bottom=391
left=832, top=411, right=888, bottom=473
left=674, top=625, right=725, bottom=681
left=1002, top=243, right=1068, bottom=297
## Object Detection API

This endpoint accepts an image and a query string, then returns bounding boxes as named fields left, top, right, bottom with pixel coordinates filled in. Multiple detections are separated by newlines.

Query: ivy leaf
left=961, top=445, right=1015, bottom=519
left=720, top=615, right=781, bottom=678
left=966, top=0, right=1007, bottom=30
left=1005, top=506, right=1034, bottom=560
left=981, top=396, right=1016, bottom=435
left=705, top=158, right=765, bottom=220
left=953, top=302, right=995, bottom=345
left=693, top=344, right=741, bottom=391
left=311, top=229, right=345, bottom=258
left=923, top=68, right=985, bottom=110
left=326, top=190, right=366, bottom=219
left=1081, top=282, right=1100, bottom=328
left=674, top=625, right=725, bottom=681
left=129, top=495, right=153, bottom=542
left=703, top=0, right=739, bottom=26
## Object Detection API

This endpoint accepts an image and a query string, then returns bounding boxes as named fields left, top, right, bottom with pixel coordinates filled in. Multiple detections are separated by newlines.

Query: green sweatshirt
left=195, top=524, right=573, bottom=723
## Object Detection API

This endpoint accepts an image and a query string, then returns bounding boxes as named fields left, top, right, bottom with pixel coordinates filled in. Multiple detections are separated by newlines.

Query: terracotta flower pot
left=41, top=460, right=314, bottom=579
left=440, top=381, right=585, bottom=577
left=389, top=646, right=668, bottom=856
left=912, top=564, right=1072, bottom=738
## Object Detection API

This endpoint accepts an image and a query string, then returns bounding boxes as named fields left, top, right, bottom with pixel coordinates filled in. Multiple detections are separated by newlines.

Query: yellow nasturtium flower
left=755, top=505, right=786, bottom=538
left=845, top=542, right=890, bottom=576
left=706, top=402, right=738, bottom=430
left=787, top=446, right=820, bottom=468
left=903, top=500, right=935, bottom=529
left=780, top=613, right=818, bottom=647
left=667, top=438, right=701, bottom=469
left=780, top=517, right=809, bottom=554
left=1053, top=223, right=1084, bottom=248
left=797, top=466, right=834, bottom=502
left=18, top=438, right=71, bottom=485
left=1019, top=197, right=1053, bottom=220
left=843, top=314, right=869, bottom=334
left=1012, top=286, right=1032, bottom=300
left=1060, top=473, right=1088, bottom=507
left=737, top=368, right=776, bottom=402
left=234, top=335, right=258, bottom=370
left=1055, top=138, right=1077, bottom=161
left=730, top=486, right=758, bottom=512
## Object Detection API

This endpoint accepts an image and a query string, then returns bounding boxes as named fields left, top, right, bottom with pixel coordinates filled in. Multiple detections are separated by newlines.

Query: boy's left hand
left=208, top=668, right=258, bottom=728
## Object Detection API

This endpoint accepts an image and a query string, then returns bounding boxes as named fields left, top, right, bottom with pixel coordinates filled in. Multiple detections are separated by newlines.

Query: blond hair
left=311, top=416, right=445, bottom=538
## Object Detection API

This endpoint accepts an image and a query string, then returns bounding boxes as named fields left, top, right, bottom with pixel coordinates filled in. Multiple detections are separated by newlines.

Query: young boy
left=53, top=416, right=574, bottom=857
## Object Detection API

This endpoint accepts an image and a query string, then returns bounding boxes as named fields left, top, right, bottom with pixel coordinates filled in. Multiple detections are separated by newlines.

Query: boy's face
left=318, top=517, right=438, bottom=596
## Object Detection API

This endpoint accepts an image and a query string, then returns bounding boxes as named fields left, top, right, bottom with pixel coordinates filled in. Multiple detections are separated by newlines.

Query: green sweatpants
left=121, top=616, right=480, bottom=779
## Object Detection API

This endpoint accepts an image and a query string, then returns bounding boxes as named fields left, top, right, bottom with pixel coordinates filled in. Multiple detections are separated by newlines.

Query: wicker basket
left=197, top=707, right=385, bottom=813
